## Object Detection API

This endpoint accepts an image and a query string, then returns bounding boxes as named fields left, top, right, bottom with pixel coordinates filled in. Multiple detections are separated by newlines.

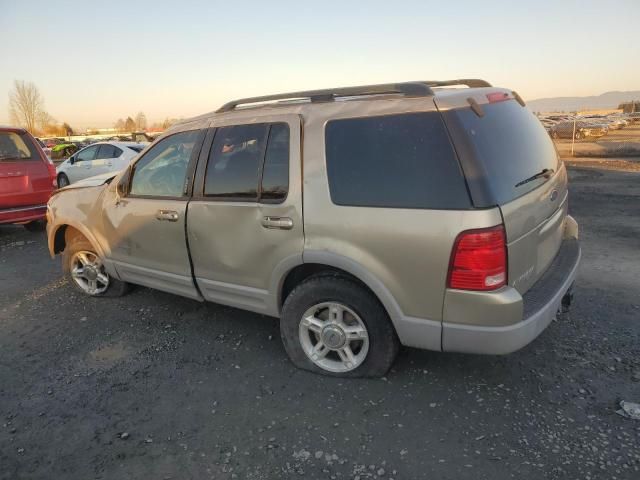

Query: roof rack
left=216, top=82, right=434, bottom=113
left=422, top=79, right=492, bottom=88
left=215, top=79, right=493, bottom=113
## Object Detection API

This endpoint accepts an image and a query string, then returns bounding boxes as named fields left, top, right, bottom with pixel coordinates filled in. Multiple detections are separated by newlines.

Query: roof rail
left=216, top=82, right=434, bottom=113
left=422, top=79, right=492, bottom=88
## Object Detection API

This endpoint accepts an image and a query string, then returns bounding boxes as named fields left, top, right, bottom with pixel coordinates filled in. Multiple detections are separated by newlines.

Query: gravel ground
left=1, top=167, right=639, bottom=480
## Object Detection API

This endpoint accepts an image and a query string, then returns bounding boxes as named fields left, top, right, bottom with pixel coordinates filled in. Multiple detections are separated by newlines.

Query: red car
left=0, top=126, right=57, bottom=231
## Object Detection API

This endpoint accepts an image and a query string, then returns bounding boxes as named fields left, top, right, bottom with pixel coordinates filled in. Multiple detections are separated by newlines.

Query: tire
left=23, top=220, right=46, bottom=232
left=280, top=275, right=399, bottom=378
left=57, top=173, right=70, bottom=188
left=62, top=233, right=129, bottom=297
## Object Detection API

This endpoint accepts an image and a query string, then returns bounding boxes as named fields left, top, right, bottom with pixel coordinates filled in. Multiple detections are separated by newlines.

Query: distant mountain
left=527, top=91, right=640, bottom=113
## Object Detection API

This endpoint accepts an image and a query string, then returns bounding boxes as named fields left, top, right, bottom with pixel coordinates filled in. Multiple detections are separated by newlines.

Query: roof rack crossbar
left=216, top=82, right=434, bottom=113
left=421, top=78, right=492, bottom=88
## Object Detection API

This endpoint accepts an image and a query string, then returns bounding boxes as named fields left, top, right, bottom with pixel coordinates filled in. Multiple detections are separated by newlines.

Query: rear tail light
left=47, top=163, right=57, bottom=187
left=447, top=225, right=507, bottom=291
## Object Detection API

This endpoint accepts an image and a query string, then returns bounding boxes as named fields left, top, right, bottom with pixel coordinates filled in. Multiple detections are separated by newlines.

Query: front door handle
left=261, top=216, right=293, bottom=230
left=156, top=210, right=179, bottom=222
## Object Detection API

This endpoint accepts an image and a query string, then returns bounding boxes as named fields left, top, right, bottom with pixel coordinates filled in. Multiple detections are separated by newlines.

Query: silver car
left=46, top=79, right=580, bottom=377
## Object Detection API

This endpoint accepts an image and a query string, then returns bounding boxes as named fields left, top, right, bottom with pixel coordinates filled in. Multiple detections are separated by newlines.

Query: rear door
left=67, top=145, right=99, bottom=183
left=187, top=115, right=303, bottom=315
left=0, top=130, right=51, bottom=208
left=92, top=144, right=121, bottom=177
left=440, top=95, right=566, bottom=294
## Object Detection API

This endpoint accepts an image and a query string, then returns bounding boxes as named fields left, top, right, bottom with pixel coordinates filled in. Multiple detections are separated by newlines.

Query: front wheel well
left=53, top=225, right=85, bottom=254
left=280, top=263, right=386, bottom=314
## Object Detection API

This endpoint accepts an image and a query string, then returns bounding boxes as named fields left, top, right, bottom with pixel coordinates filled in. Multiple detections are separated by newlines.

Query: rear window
left=0, top=131, right=37, bottom=162
left=324, top=113, right=471, bottom=209
left=442, top=100, right=560, bottom=206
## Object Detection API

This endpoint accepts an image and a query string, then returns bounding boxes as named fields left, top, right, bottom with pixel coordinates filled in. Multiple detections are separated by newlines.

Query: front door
left=101, top=129, right=205, bottom=299
left=187, top=115, right=303, bottom=315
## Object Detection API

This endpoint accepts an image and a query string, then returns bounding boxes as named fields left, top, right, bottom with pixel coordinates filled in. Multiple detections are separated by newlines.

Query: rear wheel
left=63, top=234, right=129, bottom=297
left=57, top=173, right=69, bottom=188
left=280, top=275, right=399, bottom=377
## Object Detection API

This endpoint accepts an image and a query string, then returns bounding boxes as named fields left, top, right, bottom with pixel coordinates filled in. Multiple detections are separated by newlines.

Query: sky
left=1, top=0, right=639, bottom=129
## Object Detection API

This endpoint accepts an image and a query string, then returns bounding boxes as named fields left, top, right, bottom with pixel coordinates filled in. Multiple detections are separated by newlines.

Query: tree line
left=8, top=79, right=179, bottom=137
left=8, top=80, right=74, bottom=137
left=113, top=114, right=179, bottom=132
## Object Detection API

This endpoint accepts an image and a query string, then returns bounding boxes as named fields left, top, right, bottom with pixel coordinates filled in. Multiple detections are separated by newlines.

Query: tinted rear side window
left=325, top=113, right=471, bottom=209
left=0, top=132, right=37, bottom=162
left=205, top=124, right=269, bottom=199
left=442, top=100, right=560, bottom=206
left=97, top=144, right=117, bottom=159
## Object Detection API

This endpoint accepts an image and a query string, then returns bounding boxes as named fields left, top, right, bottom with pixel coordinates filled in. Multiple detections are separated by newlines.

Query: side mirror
left=69, top=155, right=75, bottom=165
left=117, top=168, right=131, bottom=196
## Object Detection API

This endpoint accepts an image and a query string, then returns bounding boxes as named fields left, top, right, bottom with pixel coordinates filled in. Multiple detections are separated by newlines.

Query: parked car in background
left=626, top=112, right=640, bottom=123
left=0, top=126, right=56, bottom=230
left=43, top=138, right=65, bottom=148
left=36, top=138, right=53, bottom=158
left=51, top=141, right=80, bottom=160
left=46, top=79, right=580, bottom=377
left=550, top=120, right=608, bottom=140
left=56, top=141, right=145, bottom=187
left=580, top=115, right=623, bottom=130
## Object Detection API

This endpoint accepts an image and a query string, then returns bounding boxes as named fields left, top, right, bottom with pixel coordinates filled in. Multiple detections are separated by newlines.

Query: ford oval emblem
left=550, top=189, right=558, bottom=201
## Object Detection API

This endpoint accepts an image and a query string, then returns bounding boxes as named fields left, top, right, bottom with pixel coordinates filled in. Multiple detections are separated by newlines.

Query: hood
left=59, top=172, right=118, bottom=191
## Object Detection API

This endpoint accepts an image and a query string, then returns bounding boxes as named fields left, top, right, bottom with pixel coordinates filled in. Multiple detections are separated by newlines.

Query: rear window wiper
left=515, top=168, right=554, bottom=188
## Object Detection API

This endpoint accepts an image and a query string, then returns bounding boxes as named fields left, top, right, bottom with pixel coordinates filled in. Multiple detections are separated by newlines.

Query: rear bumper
left=442, top=237, right=581, bottom=354
left=0, top=204, right=47, bottom=224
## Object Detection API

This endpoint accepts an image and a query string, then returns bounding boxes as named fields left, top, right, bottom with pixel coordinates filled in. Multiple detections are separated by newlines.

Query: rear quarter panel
left=301, top=99, right=503, bottom=322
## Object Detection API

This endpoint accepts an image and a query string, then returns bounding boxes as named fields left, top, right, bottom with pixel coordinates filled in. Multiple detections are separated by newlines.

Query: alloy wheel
left=70, top=250, right=109, bottom=295
left=298, top=302, right=369, bottom=373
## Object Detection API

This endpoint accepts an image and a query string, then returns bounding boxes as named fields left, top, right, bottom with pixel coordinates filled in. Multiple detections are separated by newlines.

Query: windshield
left=0, top=131, right=37, bottom=162
left=442, top=100, right=560, bottom=206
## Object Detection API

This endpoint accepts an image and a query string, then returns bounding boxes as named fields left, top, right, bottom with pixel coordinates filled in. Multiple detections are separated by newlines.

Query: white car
left=56, top=141, right=146, bottom=187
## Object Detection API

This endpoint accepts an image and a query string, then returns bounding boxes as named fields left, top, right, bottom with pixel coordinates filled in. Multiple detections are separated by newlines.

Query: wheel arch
left=49, top=222, right=105, bottom=259
left=276, top=252, right=405, bottom=327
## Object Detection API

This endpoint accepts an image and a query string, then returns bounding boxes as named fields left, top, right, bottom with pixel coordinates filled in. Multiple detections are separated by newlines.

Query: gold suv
left=46, top=80, right=580, bottom=377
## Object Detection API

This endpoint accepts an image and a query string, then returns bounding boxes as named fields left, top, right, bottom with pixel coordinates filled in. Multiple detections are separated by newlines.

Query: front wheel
left=63, top=234, right=129, bottom=297
left=280, top=275, right=399, bottom=377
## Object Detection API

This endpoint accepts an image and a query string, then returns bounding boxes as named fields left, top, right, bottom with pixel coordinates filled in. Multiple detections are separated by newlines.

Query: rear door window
left=205, top=124, right=269, bottom=199
left=0, top=132, right=36, bottom=162
left=442, top=100, right=560, bottom=206
left=97, top=144, right=118, bottom=159
left=325, top=113, right=471, bottom=209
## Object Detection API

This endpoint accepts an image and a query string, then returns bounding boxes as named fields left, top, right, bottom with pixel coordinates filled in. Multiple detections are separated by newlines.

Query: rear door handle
left=156, top=210, right=179, bottom=222
left=261, top=216, right=293, bottom=230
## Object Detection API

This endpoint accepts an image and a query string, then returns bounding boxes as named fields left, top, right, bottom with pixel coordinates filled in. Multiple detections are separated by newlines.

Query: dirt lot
left=1, top=167, right=639, bottom=480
